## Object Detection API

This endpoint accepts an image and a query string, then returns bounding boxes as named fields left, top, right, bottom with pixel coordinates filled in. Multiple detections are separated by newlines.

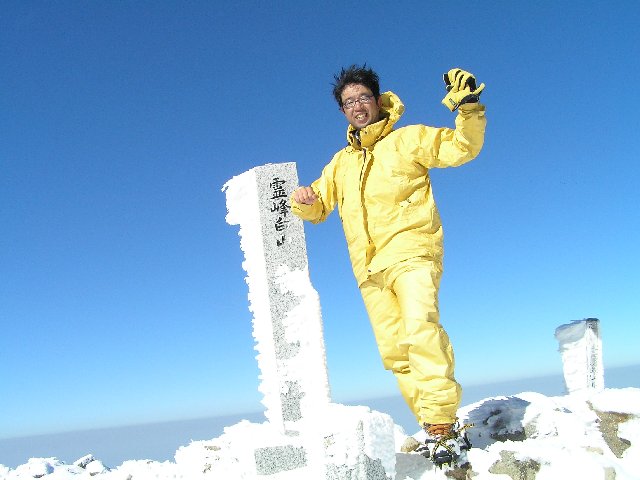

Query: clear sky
left=1, top=1, right=639, bottom=440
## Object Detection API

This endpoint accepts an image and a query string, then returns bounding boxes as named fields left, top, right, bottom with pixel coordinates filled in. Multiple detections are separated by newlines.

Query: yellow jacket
left=292, top=91, right=486, bottom=286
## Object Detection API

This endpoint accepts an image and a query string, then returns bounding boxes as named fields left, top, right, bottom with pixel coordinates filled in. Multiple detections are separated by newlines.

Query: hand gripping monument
left=200, top=162, right=396, bottom=479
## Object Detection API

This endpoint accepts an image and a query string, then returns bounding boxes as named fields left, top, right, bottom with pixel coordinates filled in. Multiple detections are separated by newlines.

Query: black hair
left=332, top=64, right=380, bottom=107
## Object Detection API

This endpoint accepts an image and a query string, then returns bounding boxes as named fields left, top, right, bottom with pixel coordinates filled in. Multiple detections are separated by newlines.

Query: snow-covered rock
left=401, top=387, right=640, bottom=479
left=7, top=458, right=83, bottom=479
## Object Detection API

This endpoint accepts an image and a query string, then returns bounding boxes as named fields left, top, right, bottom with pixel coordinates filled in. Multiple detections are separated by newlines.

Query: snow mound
left=2, top=388, right=638, bottom=480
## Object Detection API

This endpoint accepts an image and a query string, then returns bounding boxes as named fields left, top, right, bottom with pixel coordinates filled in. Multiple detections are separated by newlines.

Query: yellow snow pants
left=359, top=257, right=461, bottom=426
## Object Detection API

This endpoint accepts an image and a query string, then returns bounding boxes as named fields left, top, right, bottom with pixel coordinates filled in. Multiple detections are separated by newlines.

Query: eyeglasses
left=341, top=94, right=374, bottom=110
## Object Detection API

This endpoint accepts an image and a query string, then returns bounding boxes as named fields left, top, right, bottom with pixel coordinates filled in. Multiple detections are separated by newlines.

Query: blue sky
left=1, top=1, right=639, bottom=440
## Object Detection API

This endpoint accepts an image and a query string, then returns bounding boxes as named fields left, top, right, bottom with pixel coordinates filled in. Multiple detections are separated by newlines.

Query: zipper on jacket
left=359, top=148, right=375, bottom=268
left=359, top=149, right=367, bottom=190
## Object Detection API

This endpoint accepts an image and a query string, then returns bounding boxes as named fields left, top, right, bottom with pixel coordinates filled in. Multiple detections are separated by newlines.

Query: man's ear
left=377, top=96, right=383, bottom=108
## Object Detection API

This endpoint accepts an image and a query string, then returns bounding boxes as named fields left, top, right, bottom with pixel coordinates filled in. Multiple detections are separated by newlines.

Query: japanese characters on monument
left=268, top=177, right=289, bottom=247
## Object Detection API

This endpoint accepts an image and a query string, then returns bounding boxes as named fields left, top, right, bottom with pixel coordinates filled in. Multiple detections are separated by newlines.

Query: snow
left=2, top=388, right=639, bottom=479
left=555, top=319, right=605, bottom=394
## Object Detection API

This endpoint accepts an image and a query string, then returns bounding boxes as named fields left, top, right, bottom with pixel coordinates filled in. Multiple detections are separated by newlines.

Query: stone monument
left=555, top=318, right=604, bottom=395
left=174, top=163, right=396, bottom=479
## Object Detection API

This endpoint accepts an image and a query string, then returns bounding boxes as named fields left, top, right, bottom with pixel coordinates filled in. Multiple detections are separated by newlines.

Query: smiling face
left=340, top=83, right=382, bottom=130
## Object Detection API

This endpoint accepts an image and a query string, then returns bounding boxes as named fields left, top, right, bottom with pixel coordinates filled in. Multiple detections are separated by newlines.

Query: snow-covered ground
left=2, top=387, right=638, bottom=480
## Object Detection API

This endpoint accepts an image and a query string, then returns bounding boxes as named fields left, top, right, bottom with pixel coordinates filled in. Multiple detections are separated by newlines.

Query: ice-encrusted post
left=197, top=162, right=396, bottom=479
left=555, top=318, right=604, bottom=395
left=223, top=162, right=331, bottom=434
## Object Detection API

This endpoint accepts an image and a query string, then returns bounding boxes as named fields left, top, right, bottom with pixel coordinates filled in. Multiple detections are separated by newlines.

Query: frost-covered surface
left=407, top=387, right=640, bottom=480
left=555, top=319, right=605, bottom=394
left=223, top=167, right=276, bottom=422
left=2, top=388, right=639, bottom=479
left=222, top=164, right=331, bottom=433
left=173, top=404, right=395, bottom=479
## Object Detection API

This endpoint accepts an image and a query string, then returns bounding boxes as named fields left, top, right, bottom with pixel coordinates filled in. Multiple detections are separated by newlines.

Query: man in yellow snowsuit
left=291, top=65, right=486, bottom=458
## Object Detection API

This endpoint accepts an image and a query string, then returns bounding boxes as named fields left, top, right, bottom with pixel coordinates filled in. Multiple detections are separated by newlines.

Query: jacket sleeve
left=411, top=103, right=487, bottom=169
left=290, top=154, right=339, bottom=224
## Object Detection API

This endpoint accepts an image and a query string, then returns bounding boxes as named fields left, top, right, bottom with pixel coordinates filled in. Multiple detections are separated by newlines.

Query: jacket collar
left=346, top=91, right=405, bottom=149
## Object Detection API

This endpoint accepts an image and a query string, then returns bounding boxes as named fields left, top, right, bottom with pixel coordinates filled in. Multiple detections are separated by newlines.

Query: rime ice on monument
left=555, top=318, right=604, bottom=395
left=223, top=162, right=330, bottom=432
left=206, top=162, right=396, bottom=479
